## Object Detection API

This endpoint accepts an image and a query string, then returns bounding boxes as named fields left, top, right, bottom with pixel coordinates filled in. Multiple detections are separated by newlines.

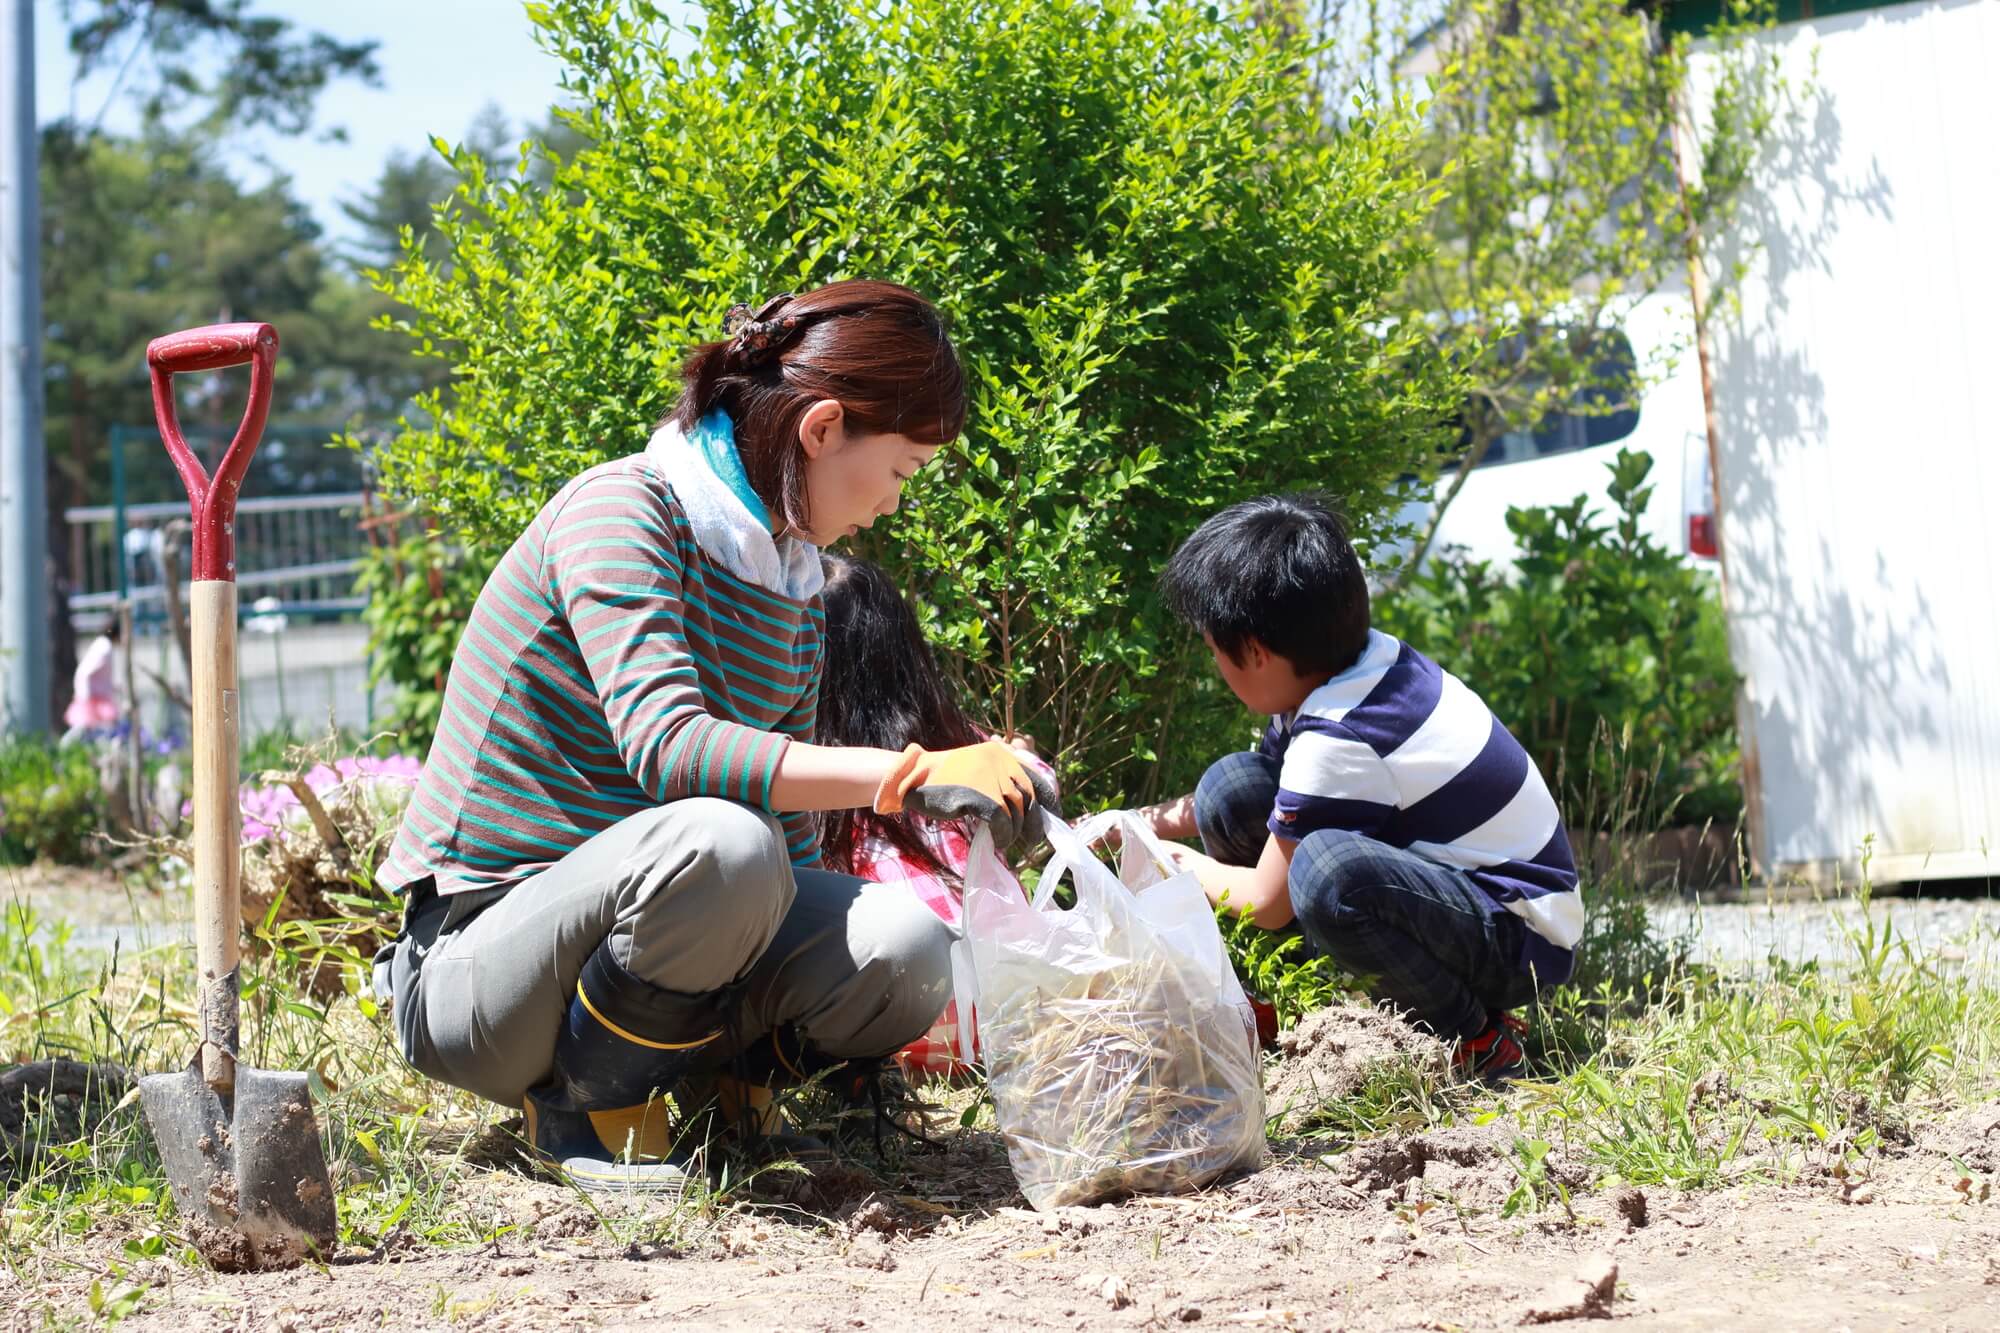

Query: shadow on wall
left=1704, top=6, right=1964, bottom=882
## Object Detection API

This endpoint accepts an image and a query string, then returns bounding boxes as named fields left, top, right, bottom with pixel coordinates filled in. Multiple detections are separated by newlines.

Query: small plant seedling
left=87, top=1272, right=150, bottom=1327
left=1501, top=1137, right=1574, bottom=1221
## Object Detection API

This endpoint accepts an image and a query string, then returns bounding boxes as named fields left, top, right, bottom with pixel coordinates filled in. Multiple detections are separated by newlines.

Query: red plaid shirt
left=855, top=822, right=1008, bottom=1076
left=857, top=747, right=1052, bottom=1077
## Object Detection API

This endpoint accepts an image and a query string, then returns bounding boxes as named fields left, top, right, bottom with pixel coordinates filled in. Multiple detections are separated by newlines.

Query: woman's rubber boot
left=678, top=1025, right=832, bottom=1166
left=522, top=947, right=726, bottom=1195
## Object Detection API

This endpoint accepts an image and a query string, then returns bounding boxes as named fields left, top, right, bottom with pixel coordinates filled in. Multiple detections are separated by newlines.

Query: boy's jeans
left=1195, top=752, right=1540, bottom=1040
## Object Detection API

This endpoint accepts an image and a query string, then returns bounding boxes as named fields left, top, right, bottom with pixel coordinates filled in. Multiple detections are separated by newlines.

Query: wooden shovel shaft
left=191, top=581, right=241, bottom=1093
left=146, top=320, right=274, bottom=1099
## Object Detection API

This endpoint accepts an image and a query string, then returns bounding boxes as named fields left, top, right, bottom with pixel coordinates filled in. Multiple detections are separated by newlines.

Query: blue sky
left=32, top=0, right=601, bottom=249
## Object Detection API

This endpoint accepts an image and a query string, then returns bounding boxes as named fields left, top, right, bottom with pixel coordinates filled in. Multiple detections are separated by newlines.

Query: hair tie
left=723, top=293, right=804, bottom=368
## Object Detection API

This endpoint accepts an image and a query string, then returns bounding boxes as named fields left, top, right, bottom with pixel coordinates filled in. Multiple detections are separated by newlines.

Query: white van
left=1386, top=293, right=1715, bottom=572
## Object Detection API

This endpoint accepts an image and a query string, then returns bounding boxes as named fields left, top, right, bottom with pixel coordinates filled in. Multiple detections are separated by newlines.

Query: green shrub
left=364, top=0, right=1461, bottom=802
left=1374, top=448, right=1740, bottom=829
left=0, top=737, right=107, bottom=867
left=355, top=535, right=494, bottom=753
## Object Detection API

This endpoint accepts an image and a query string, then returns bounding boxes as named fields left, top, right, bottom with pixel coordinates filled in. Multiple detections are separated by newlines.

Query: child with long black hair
left=816, top=552, right=1056, bottom=1075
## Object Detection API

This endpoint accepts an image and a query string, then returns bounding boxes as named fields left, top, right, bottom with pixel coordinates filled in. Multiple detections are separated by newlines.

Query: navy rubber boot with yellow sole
left=523, top=947, right=727, bottom=1195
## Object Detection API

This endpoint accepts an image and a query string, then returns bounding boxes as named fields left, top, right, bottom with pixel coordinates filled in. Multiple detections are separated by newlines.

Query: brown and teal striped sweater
left=380, top=420, right=825, bottom=896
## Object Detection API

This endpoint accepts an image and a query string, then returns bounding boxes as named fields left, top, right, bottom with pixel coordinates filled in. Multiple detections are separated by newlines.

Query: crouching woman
left=373, top=281, right=1046, bottom=1192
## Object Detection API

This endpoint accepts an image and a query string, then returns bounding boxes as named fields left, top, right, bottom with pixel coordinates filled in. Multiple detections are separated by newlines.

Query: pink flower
left=182, top=755, right=422, bottom=845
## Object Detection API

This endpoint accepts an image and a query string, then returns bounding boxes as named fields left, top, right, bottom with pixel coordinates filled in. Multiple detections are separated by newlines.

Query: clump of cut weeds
left=984, top=951, right=1267, bottom=1209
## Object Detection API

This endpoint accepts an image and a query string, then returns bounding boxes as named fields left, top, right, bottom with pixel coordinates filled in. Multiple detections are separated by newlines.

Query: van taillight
left=1689, top=514, right=1718, bottom=558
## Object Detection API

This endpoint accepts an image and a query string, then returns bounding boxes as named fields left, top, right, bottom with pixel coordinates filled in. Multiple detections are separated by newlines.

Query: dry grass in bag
left=983, top=954, right=1266, bottom=1209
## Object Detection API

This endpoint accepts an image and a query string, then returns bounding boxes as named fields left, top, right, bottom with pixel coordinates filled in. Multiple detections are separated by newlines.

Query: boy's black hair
left=1158, top=492, right=1370, bottom=678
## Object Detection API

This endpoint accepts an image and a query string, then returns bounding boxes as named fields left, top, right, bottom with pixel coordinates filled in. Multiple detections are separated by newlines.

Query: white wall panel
left=1696, top=0, right=2000, bottom=884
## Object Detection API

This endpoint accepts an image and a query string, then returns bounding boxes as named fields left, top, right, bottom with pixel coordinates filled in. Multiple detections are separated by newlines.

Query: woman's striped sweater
left=378, top=450, right=824, bottom=897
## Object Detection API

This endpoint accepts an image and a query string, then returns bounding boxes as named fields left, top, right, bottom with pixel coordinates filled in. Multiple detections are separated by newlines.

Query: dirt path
left=0, top=861, right=180, bottom=956
left=8, top=1108, right=1997, bottom=1332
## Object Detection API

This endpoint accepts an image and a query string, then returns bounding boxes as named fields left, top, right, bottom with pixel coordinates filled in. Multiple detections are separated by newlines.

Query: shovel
left=136, top=322, right=337, bottom=1270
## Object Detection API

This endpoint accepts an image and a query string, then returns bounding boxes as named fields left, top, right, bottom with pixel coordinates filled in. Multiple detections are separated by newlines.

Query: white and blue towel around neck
left=643, top=410, right=825, bottom=604
left=1263, top=629, right=1583, bottom=982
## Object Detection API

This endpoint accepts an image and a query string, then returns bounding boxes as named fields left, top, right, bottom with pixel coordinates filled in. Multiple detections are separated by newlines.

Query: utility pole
left=0, top=0, right=49, bottom=734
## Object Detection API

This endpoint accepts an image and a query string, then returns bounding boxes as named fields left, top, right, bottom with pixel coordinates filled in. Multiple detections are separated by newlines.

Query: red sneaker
left=1496, top=1011, right=1530, bottom=1040
left=1248, top=996, right=1279, bottom=1050
left=1453, top=1023, right=1526, bottom=1085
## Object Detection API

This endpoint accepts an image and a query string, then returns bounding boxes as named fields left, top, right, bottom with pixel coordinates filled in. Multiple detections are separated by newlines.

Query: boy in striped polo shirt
left=1149, top=494, right=1583, bottom=1081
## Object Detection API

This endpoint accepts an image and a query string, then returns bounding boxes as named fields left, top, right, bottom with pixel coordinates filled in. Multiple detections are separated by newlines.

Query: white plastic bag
left=951, top=810, right=1267, bottom=1210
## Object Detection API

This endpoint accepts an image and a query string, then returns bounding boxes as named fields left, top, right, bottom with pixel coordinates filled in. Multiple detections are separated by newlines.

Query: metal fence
left=62, top=423, right=389, bottom=734
left=64, top=422, right=378, bottom=628
left=66, top=491, right=369, bottom=621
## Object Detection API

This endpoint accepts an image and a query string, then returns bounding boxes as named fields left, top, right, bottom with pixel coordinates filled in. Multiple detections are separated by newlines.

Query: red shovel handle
left=147, top=322, right=278, bottom=581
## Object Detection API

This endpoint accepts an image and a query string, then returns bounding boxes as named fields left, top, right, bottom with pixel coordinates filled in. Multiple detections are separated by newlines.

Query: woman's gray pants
left=378, top=798, right=953, bottom=1109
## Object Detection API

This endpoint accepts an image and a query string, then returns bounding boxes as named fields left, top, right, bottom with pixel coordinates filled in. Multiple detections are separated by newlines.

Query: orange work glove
left=873, top=740, right=1058, bottom=850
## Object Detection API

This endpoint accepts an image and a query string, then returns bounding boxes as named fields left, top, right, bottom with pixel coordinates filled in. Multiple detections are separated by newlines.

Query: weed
left=1514, top=848, right=1998, bottom=1187
left=1215, top=908, right=1347, bottom=1031
left=86, top=1275, right=149, bottom=1326
left=238, top=720, right=367, bottom=780
left=1279, top=1050, right=1460, bottom=1143
left=1497, top=1136, right=1572, bottom=1220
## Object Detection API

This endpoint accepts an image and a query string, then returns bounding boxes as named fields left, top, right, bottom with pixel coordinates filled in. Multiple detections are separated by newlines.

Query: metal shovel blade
left=139, top=1059, right=337, bottom=1270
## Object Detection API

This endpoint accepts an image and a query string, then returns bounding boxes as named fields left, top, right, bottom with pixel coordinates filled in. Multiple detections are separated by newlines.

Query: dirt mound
left=1922, top=1099, right=2000, bottom=1172
left=1264, top=1004, right=1448, bottom=1131
left=841, top=1192, right=920, bottom=1237
left=747, top=1157, right=883, bottom=1213
left=0, top=1060, right=131, bottom=1172
left=1334, top=1120, right=1512, bottom=1191
left=455, top=1167, right=612, bottom=1239
left=1318, top=1120, right=1593, bottom=1210
left=1230, top=1149, right=1378, bottom=1212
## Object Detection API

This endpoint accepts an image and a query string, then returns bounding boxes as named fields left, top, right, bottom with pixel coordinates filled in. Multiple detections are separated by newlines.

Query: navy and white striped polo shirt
left=1263, top=630, right=1583, bottom=982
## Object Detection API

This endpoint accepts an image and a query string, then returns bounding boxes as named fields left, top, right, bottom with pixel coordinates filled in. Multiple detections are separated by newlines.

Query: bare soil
left=0, top=860, right=135, bottom=921
left=7, top=1100, right=1998, bottom=1332
left=5, top=868, right=1997, bottom=1329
